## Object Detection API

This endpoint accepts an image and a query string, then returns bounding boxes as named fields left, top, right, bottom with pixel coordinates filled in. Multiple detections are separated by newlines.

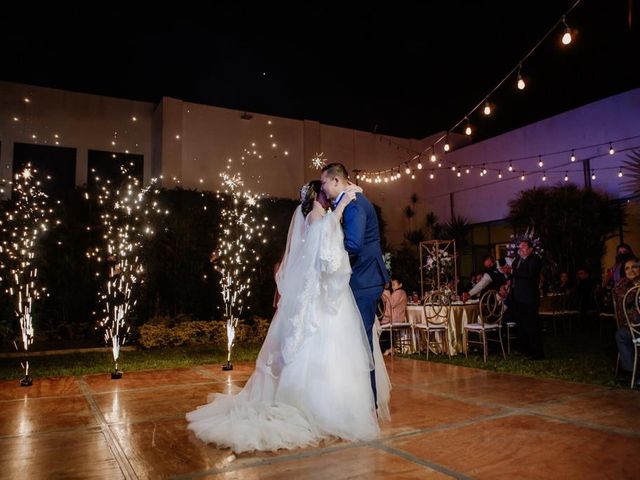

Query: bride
left=186, top=180, right=391, bottom=453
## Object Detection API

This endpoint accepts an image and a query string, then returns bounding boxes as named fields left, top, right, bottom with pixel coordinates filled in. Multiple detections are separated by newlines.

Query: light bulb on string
left=430, top=152, right=437, bottom=162
left=456, top=171, right=461, bottom=178
left=618, top=169, right=623, bottom=178
left=465, top=168, right=470, bottom=174
left=591, top=170, right=596, bottom=180
left=443, top=136, right=450, bottom=152
left=561, top=15, right=572, bottom=45
left=498, top=170, right=503, bottom=179
left=482, top=165, right=487, bottom=175
left=517, top=65, right=526, bottom=90
left=464, top=118, right=472, bottom=136
left=521, top=174, right=526, bottom=181
left=564, top=172, right=569, bottom=182
left=451, top=166, right=456, bottom=172
left=411, top=173, right=416, bottom=180
left=538, top=156, right=544, bottom=168
left=508, top=162, right=513, bottom=172
left=483, top=101, right=491, bottom=116
left=609, top=142, right=615, bottom=155
left=417, top=161, right=423, bottom=170
left=429, top=172, right=434, bottom=180
left=570, top=150, right=576, bottom=162
left=405, top=165, right=411, bottom=175
left=542, top=172, right=547, bottom=182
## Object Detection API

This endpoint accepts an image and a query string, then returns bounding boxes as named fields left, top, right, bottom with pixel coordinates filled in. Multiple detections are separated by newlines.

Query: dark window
left=13, top=143, right=76, bottom=196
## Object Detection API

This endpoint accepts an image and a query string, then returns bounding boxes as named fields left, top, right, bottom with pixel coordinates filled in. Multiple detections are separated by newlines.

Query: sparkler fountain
left=215, top=159, right=267, bottom=370
left=0, top=165, right=57, bottom=386
left=86, top=165, right=164, bottom=379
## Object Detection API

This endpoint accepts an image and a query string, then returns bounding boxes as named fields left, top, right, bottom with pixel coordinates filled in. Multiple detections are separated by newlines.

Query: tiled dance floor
left=1, top=358, right=638, bottom=479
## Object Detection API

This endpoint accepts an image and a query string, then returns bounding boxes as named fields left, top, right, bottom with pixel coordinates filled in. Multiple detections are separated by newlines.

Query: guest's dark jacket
left=511, top=254, right=542, bottom=304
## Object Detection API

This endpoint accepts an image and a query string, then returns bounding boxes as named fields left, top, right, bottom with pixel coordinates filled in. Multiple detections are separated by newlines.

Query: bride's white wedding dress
left=186, top=206, right=391, bottom=453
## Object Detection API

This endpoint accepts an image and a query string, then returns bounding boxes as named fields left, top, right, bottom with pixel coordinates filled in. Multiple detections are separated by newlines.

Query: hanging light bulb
left=591, top=170, right=596, bottom=180
left=521, top=174, right=526, bottom=181
left=538, top=155, right=544, bottom=168
left=429, top=172, right=434, bottom=180
left=444, top=135, right=450, bottom=152
left=465, top=168, right=470, bottom=174
left=483, top=101, right=491, bottom=116
left=411, top=173, right=416, bottom=180
left=465, top=118, right=472, bottom=136
left=482, top=165, right=487, bottom=175
left=609, top=142, right=615, bottom=155
left=517, top=65, right=526, bottom=90
left=542, top=172, right=547, bottom=181
left=570, top=150, right=576, bottom=162
left=564, top=172, right=569, bottom=182
left=498, top=170, right=503, bottom=179
left=561, top=15, right=572, bottom=45
left=456, top=171, right=461, bottom=177
left=508, top=162, right=513, bottom=172
left=618, top=169, right=623, bottom=178
left=430, top=152, right=437, bottom=162
left=417, top=161, right=423, bottom=170
left=451, top=165, right=456, bottom=171
left=438, top=162, right=442, bottom=168
left=384, top=176, right=389, bottom=183
left=405, top=165, right=411, bottom=175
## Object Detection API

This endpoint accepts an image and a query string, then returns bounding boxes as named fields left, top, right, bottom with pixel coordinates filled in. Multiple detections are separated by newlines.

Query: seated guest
left=462, top=255, right=508, bottom=301
left=576, top=267, right=596, bottom=313
left=614, top=257, right=640, bottom=385
left=550, top=271, right=575, bottom=295
left=380, top=277, right=408, bottom=355
left=605, top=243, right=636, bottom=288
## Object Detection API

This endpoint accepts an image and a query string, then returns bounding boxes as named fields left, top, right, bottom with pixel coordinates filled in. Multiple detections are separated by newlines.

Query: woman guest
left=380, top=277, right=408, bottom=355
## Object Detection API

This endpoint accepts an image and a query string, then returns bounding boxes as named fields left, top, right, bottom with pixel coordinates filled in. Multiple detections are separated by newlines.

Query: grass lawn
left=0, top=344, right=262, bottom=381
left=0, top=327, right=624, bottom=388
left=403, top=328, right=622, bottom=387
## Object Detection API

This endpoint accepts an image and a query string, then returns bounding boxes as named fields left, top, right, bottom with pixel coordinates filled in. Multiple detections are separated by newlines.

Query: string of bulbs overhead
left=355, top=0, right=586, bottom=183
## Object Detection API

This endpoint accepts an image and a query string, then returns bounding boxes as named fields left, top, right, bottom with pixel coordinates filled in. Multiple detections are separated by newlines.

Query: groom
left=320, top=163, right=389, bottom=404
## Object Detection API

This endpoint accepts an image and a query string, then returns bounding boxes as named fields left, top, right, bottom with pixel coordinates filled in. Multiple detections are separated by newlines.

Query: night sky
left=1, top=1, right=638, bottom=140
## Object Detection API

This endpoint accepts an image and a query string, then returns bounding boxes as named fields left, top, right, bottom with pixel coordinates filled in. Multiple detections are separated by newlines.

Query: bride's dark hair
left=300, top=180, right=322, bottom=217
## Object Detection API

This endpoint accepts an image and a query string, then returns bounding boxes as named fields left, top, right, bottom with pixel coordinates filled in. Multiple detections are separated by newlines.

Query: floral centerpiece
left=507, top=227, right=543, bottom=260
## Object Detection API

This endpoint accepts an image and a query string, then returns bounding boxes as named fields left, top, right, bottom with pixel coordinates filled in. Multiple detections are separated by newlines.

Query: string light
left=591, top=170, right=596, bottom=180
left=542, top=172, right=547, bottom=181
left=465, top=168, right=470, bottom=174
left=482, top=165, right=487, bottom=175
left=417, top=161, right=423, bottom=170
left=483, top=101, right=491, bottom=116
left=570, top=150, right=576, bottom=162
left=517, top=65, right=526, bottom=90
left=429, top=172, right=434, bottom=180
left=405, top=165, right=411, bottom=175
left=508, top=162, right=513, bottom=172
left=538, top=155, right=544, bottom=168
left=451, top=166, right=456, bottom=172
left=443, top=135, right=450, bottom=152
left=456, top=171, right=461, bottom=177
left=430, top=151, right=437, bottom=162
left=498, top=170, right=503, bottom=179
left=465, top=118, right=472, bottom=136
left=561, top=15, right=572, bottom=45
left=521, top=174, right=526, bottom=181
left=618, top=169, right=623, bottom=178
left=564, top=172, right=569, bottom=181
left=609, top=142, right=615, bottom=155
left=411, top=173, right=416, bottom=180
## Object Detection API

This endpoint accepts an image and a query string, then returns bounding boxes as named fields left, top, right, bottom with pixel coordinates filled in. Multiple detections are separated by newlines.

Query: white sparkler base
left=222, top=361, right=233, bottom=371
left=20, top=375, right=32, bottom=387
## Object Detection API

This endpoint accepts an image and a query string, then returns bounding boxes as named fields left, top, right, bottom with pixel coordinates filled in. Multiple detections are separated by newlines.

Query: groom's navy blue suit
left=341, top=192, right=389, bottom=404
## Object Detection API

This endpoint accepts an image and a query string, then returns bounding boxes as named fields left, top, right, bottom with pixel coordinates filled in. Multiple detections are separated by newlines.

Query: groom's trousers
left=353, top=284, right=384, bottom=407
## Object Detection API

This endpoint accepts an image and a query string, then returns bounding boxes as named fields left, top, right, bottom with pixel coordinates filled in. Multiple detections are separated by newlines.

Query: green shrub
left=139, top=317, right=270, bottom=349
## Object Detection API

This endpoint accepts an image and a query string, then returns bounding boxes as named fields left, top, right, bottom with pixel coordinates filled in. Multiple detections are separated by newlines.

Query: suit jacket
left=342, top=193, right=389, bottom=290
left=511, top=254, right=542, bottom=305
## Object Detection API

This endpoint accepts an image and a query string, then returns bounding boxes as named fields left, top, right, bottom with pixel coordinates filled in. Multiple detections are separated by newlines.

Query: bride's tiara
left=299, top=183, right=311, bottom=202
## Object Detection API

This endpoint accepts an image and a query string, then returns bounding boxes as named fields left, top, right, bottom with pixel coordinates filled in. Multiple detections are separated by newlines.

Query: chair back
left=478, top=289, right=503, bottom=326
left=422, top=291, right=450, bottom=327
left=622, top=284, right=640, bottom=340
left=376, top=294, right=391, bottom=323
